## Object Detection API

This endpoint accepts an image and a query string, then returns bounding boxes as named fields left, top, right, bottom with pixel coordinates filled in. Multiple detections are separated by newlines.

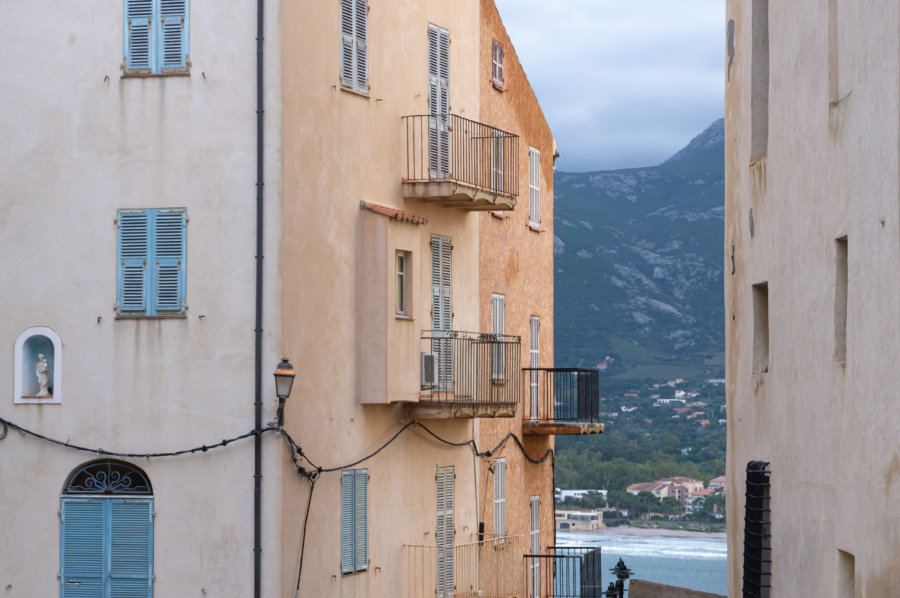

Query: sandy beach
left=561, top=525, right=726, bottom=540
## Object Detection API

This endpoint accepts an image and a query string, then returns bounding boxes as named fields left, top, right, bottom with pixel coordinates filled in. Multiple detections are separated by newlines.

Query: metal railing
left=524, top=546, right=604, bottom=598
left=403, top=114, right=519, bottom=197
left=522, top=369, right=601, bottom=424
left=421, top=330, right=521, bottom=404
left=405, top=535, right=521, bottom=598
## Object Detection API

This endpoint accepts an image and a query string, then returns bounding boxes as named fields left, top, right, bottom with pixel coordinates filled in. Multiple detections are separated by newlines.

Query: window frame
left=340, top=0, right=369, bottom=94
left=122, top=0, right=191, bottom=76
left=340, top=469, right=369, bottom=575
left=116, top=208, right=187, bottom=318
left=491, top=39, right=505, bottom=89
left=528, top=147, right=541, bottom=228
left=395, top=250, right=412, bottom=318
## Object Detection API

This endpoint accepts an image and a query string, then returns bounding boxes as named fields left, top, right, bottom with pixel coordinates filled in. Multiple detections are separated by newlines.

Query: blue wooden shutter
left=61, top=499, right=105, bottom=598
left=108, top=499, right=154, bottom=597
left=354, top=0, right=368, bottom=93
left=118, top=211, right=150, bottom=314
left=152, top=209, right=186, bottom=313
left=125, top=0, right=153, bottom=73
left=340, top=0, right=355, bottom=89
left=340, top=471, right=354, bottom=574
left=159, top=0, right=189, bottom=72
left=354, top=470, right=368, bottom=572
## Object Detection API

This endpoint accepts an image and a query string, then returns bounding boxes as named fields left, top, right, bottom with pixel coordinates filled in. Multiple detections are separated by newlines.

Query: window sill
left=395, top=314, right=414, bottom=321
left=490, top=211, right=507, bottom=220
left=527, top=223, right=542, bottom=232
left=122, top=71, right=191, bottom=79
left=115, top=315, right=188, bottom=320
left=341, top=85, right=370, bottom=99
left=492, top=80, right=504, bottom=91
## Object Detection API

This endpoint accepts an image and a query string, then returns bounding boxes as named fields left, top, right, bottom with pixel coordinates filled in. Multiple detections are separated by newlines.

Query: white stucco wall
left=725, top=1, right=900, bottom=595
left=0, top=1, right=284, bottom=595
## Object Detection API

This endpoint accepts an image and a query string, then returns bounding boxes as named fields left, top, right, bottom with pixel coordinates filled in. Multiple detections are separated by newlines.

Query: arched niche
left=14, top=326, right=62, bottom=404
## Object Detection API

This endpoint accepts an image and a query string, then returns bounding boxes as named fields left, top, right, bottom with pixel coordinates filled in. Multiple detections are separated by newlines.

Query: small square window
left=396, top=250, right=412, bottom=317
left=123, top=0, right=190, bottom=75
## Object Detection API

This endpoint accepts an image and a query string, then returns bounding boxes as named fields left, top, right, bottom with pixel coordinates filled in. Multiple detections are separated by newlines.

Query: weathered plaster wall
left=0, top=0, right=284, bottom=595
left=476, top=0, right=557, bottom=567
left=279, top=1, right=486, bottom=597
left=725, top=1, right=900, bottom=595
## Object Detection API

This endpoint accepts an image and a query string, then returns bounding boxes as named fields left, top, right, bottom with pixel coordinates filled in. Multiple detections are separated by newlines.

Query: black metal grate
left=525, top=546, right=603, bottom=598
left=64, top=459, right=152, bottom=495
left=742, top=461, right=771, bottom=598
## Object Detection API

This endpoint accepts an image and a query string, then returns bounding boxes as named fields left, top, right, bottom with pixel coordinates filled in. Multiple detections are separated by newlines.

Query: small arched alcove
left=14, top=326, right=62, bottom=404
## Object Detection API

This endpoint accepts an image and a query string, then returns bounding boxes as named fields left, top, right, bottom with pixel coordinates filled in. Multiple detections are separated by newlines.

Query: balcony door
left=428, top=24, right=450, bottom=179
left=436, top=466, right=455, bottom=598
left=431, top=235, right=453, bottom=392
left=530, top=316, right=540, bottom=419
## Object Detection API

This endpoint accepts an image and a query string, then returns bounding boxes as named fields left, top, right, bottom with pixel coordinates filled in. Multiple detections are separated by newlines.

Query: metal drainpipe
left=253, top=0, right=265, bottom=595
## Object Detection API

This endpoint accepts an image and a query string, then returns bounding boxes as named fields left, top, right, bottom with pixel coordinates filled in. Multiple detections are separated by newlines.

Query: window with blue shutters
left=123, top=0, right=190, bottom=75
left=117, top=209, right=187, bottom=317
left=61, top=461, right=154, bottom=598
left=340, top=469, right=369, bottom=574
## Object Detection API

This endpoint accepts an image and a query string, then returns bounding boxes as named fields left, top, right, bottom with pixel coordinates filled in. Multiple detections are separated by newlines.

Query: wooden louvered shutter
left=529, top=495, right=540, bottom=598
left=354, top=0, right=368, bottom=93
left=153, top=209, right=186, bottom=313
left=529, top=148, right=541, bottom=225
left=340, top=471, right=354, bottom=574
left=125, top=0, right=153, bottom=73
left=530, top=316, right=540, bottom=417
left=354, top=470, right=368, bottom=572
left=491, top=294, right=505, bottom=380
left=493, top=458, right=506, bottom=536
left=61, top=499, right=105, bottom=597
left=428, top=25, right=450, bottom=178
left=159, top=0, right=189, bottom=72
left=118, top=210, right=150, bottom=314
left=340, top=0, right=355, bottom=89
left=436, top=466, right=455, bottom=598
left=108, top=499, right=154, bottom=597
left=492, top=39, right=504, bottom=86
left=432, top=236, right=453, bottom=390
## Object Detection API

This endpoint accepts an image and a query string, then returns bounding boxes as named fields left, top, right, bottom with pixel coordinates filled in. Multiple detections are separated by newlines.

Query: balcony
left=404, top=535, right=521, bottom=598
left=524, top=546, right=604, bottom=598
left=415, top=330, right=521, bottom=419
left=402, top=114, right=519, bottom=210
left=522, top=369, right=605, bottom=435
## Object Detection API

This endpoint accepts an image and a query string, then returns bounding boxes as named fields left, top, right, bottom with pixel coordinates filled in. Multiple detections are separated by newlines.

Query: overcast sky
left=494, top=0, right=725, bottom=172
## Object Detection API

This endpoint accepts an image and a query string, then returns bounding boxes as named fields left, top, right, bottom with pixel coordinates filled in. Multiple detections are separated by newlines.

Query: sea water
left=556, top=531, right=727, bottom=596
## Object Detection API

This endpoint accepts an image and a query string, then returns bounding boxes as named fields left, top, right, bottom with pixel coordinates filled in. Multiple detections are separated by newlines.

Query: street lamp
left=609, top=558, right=633, bottom=598
left=273, top=358, right=295, bottom=426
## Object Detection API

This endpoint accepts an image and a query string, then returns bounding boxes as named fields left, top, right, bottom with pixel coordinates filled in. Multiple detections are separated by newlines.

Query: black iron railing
left=522, top=368, right=601, bottom=423
left=524, top=546, right=604, bottom=598
left=742, top=461, right=771, bottom=598
left=403, top=114, right=519, bottom=197
left=420, top=330, right=520, bottom=404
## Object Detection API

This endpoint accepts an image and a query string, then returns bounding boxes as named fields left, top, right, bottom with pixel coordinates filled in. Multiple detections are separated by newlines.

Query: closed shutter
left=159, top=0, right=189, bottom=72
left=340, top=470, right=368, bottom=574
left=153, top=209, right=186, bottom=313
left=125, top=0, right=153, bottom=73
left=491, top=132, right=504, bottom=192
left=117, top=211, right=150, bottom=314
left=340, top=0, right=368, bottom=93
left=436, top=466, right=455, bottom=598
left=529, top=495, right=540, bottom=598
left=493, top=458, right=506, bottom=536
left=109, top=499, right=154, bottom=597
left=428, top=24, right=450, bottom=178
left=432, top=235, right=453, bottom=391
left=492, top=39, right=504, bottom=86
left=529, top=148, right=541, bottom=225
left=529, top=316, right=540, bottom=418
left=61, top=499, right=105, bottom=597
left=491, top=294, right=505, bottom=380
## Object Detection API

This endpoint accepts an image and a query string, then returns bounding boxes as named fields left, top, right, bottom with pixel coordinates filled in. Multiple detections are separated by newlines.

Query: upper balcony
left=404, top=535, right=521, bottom=598
left=522, top=368, right=605, bottom=435
left=402, top=114, right=519, bottom=210
left=414, top=330, right=521, bottom=419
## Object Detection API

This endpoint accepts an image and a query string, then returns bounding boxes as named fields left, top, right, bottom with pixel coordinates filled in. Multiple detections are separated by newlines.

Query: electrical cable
left=0, top=416, right=275, bottom=458
left=293, top=476, right=316, bottom=598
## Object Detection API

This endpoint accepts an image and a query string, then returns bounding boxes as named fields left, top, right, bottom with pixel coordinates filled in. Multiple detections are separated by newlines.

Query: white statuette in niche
left=14, top=327, right=62, bottom=404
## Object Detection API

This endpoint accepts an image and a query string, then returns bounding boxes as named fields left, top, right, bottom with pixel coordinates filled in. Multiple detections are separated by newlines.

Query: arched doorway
left=60, top=460, right=153, bottom=597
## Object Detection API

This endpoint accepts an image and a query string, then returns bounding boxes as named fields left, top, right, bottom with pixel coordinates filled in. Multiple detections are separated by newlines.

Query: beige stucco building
left=1, top=1, right=596, bottom=597
left=725, top=1, right=900, bottom=596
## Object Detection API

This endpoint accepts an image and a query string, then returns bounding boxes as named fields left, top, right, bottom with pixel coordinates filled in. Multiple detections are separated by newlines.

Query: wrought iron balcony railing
left=403, top=114, right=519, bottom=200
left=524, top=546, right=604, bottom=598
left=522, top=368, right=601, bottom=424
left=421, top=330, right=521, bottom=405
left=405, top=535, right=521, bottom=598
